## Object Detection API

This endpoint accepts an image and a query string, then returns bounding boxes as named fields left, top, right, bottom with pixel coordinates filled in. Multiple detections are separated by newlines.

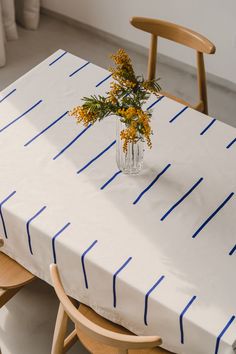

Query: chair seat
left=0, top=251, right=35, bottom=289
left=76, top=304, right=173, bottom=354
left=161, top=91, right=204, bottom=113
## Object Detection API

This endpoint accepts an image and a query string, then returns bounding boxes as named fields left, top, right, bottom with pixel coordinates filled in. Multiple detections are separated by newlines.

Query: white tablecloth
left=1, top=50, right=236, bottom=354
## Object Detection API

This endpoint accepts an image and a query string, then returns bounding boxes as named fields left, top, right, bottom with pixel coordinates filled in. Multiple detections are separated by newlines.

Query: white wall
left=41, top=0, right=236, bottom=85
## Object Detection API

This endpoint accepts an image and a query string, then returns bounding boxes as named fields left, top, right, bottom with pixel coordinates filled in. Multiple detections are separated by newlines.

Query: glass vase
left=116, top=117, right=144, bottom=175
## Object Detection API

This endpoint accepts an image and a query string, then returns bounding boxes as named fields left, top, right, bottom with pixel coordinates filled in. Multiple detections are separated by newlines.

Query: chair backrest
left=130, top=17, right=216, bottom=115
left=50, top=264, right=162, bottom=351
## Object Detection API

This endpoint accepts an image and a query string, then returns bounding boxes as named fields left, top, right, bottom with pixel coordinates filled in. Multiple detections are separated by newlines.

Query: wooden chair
left=0, top=236, right=36, bottom=309
left=130, top=17, right=216, bottom=115
left=50, top=264, right=173, bottom=354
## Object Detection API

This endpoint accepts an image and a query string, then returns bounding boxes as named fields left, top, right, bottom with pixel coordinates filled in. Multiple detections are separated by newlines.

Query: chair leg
left=64, top=329, right=78, bottom=352
left=0, top=288, right=21, bottom=309
left=51, top=303, right=69, bottom=354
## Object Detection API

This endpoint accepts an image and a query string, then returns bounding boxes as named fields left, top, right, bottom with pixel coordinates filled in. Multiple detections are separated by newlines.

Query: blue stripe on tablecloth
left=77, top=140, right=116, bottom=174
left=0, top=191, right=16, bottom=239
left=52, top=222, right=71, bottom=264
left=229, top=244, right=236, bottom=256
left=0, top=100, right=43, bottom=133
left=26, top=206, right=47, bottom=255
left=49, top=51, right=67, bottom=66
left=0, top=88, right=16, bottom=103
left=226, top=138, right=236, bottom=149
left=53, top=124, right=92, bottom=160
left=24, top=111, right=68, bottom=147
left=161, top=177, right=204, bottom=221
left=146, top=96, right=164, bottom=110
left=192, top=192, right=234, bottom=239
left=200, top=118, right=216, bottom=135
left=81, top=240, right=98, bottom=289
left=101, top=170, right=122, bottom=190
left=96, top=74, right=112, bottom=87
left=169, top=106, right=188, bottom=123
left=179, top=295, right=197, bottom=344
left=113, top=257, right=132, bottom=308
left=215, top=315, right=235, bottom=354
left=133, top=163, right=171, bottom=205
left=69, top=61, right=90, bottom=77
left=144, top=275, right=165, bottom=325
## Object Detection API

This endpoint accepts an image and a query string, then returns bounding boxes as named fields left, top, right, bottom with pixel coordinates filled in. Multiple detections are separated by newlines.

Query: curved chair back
left=50, top=264, right=163, bottom=353
left=130, top=17, right=216, bottom=114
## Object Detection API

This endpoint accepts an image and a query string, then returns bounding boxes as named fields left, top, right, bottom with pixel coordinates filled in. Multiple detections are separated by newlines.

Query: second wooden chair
left=130, top=17, right=216, bottom=115
left=0, top=236, right=36, bottom=354
left=50, top=263, right=173, bottom=354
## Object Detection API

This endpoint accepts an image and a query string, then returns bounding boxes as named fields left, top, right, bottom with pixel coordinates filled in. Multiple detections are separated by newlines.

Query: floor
left=0, top=13, right=236, bottom=354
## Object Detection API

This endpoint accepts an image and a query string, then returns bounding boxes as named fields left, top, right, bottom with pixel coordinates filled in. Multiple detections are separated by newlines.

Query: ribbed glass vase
left=116, top=117, right=144, bottom=175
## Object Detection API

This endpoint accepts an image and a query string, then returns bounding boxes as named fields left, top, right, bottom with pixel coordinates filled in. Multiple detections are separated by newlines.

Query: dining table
left=1, top=49, right=236, bottom=354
